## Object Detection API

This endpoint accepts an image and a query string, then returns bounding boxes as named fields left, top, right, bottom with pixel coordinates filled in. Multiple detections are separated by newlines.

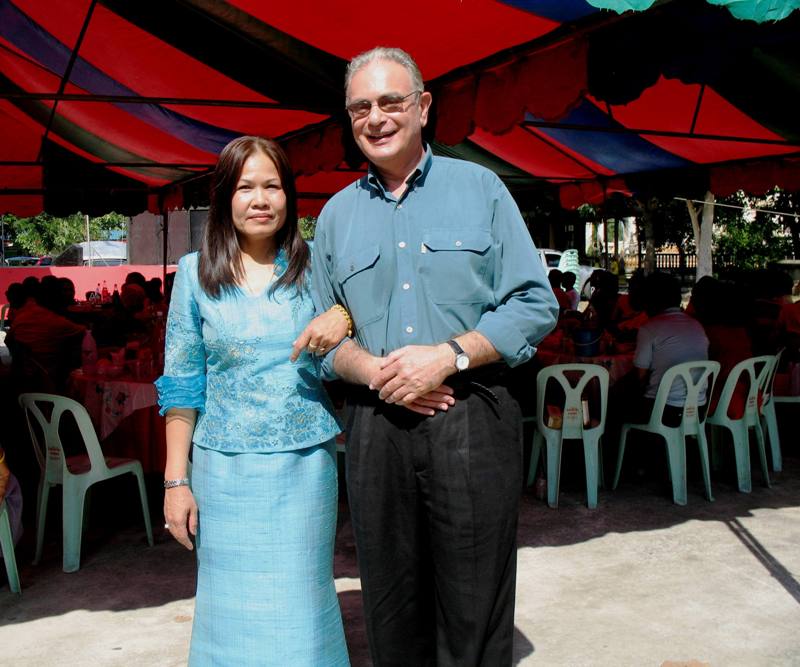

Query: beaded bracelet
left=331, top=304, right=353, bottom=337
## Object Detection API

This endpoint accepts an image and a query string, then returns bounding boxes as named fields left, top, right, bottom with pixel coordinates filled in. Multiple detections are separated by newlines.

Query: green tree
left=714, top=191, right=792, bottom=270
left=299, top=215, right=317, bottom=241
left=1, top=212, right=127, bottom=257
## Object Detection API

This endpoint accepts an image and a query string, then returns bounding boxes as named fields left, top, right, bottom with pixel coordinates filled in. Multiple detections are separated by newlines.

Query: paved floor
left=2, top=448, right=799, bottom=666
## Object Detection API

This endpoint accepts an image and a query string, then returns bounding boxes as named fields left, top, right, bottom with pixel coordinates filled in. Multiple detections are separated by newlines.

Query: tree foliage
left=0, top=212, right=127, bottom=257
left=713, top=190, right=793, bottom=270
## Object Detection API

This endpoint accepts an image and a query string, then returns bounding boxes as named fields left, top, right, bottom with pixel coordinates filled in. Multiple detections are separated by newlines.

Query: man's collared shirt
left=312, top=146, right=558, bottom=378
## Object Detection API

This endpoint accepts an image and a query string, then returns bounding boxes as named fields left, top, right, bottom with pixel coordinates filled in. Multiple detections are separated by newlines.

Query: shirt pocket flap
left=422, top=230, right=491, bottom=254
left=339, top=245, right=380, bottom=285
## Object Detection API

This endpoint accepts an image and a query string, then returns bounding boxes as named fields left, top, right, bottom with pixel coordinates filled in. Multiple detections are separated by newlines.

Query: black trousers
left=345, top=373, right=523, bottom=667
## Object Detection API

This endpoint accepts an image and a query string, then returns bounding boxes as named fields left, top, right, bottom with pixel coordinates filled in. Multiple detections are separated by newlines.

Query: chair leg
left=33, top=480, right=50, bottom=566
left=545, top=434, right=563, bottom=509
left=133, top=469, right=154, bottom=547
left=753, top=422, right=771, bottom=488
left=582, top=434, right=601, bottom=509
left=730, top=424, right=752, bottom=493
left=612, top=426, right=631, bottom=490
left=527, top=429, right=543, bottom=487
left=696, top=428, right=714, bottom=502
left=710, top=425, right=724, bottom=472
left=761, top=405, right=782, bottom=473
left=0, top=503, right=21, bottom=593
left=663, top=434, right=687, bottom=506
left=62, top=482, right=88, bottom=573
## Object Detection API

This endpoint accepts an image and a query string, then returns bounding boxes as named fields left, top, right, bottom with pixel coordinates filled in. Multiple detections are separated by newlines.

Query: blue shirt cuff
left=476, top=314, right=538, bottom=368
left=154, top=375, right=206, bottom=416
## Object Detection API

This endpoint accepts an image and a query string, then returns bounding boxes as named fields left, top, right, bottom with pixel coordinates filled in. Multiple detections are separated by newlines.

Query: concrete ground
left=2, top=445, right=799, bottom=666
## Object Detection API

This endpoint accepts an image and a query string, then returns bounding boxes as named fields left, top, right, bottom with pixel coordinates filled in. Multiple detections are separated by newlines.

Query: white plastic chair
left=0, top=499, right=21, bottom=593
left=19, top=393, right=153, bottom=573
left=613, top=360, right=719, bottom=506
left=706, top=356, right=772, bottom=493
left=528, top=364, right=609, bottom=509
left=760, top=351, right=783, bottom=472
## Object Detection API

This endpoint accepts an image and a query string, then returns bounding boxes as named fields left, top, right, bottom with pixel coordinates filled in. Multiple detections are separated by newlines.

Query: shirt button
left=402, top=283, right=410, bottom=290
left=397, top=204, right=403, bottom=209
left=398, top=241, right=406, bottom=249
left=405, top=326, right=414, bottom=334
left=455, top=240, right=462, bottom=247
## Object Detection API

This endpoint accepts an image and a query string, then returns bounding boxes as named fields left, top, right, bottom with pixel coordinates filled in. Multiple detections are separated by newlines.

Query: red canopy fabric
left=0, top=0, right=797, bottom=217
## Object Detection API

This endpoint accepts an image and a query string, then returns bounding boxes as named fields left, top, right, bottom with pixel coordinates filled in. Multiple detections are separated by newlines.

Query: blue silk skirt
left=189, top=441, right=349, bottom=666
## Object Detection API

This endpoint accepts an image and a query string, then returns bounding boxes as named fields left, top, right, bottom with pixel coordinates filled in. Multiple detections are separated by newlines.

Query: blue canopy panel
left=524, top=100, right=691, bottom=175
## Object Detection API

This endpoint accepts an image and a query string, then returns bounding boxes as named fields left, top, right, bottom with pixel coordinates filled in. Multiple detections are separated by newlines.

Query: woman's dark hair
left=199, top=136, right=308, bottom=299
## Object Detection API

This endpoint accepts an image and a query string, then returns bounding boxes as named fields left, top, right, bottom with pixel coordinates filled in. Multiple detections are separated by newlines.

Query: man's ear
left=419, top=91, right=432, bottom=127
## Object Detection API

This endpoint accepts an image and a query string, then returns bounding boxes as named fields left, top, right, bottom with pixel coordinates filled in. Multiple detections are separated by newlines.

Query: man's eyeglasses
left=345, top=91, right=422, bottom=120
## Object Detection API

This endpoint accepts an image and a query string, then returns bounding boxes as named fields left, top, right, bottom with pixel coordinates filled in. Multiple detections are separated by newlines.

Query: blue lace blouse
left=155, top=251, right=340, bottom=453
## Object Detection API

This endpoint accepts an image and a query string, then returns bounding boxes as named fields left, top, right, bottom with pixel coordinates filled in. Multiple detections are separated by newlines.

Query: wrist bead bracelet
left=164, top=478, right=190, bottom=489
left=331, top=304, right=353, bottom=337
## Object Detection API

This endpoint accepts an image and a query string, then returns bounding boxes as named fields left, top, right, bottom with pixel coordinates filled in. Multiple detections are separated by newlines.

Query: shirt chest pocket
left=419, top=229, right=493, bottom=304
left=337, top=245, right=387, bottom=327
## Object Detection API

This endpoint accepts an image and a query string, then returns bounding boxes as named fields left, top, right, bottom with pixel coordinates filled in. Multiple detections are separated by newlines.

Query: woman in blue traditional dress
left=156, top=136, right=351, bottom=666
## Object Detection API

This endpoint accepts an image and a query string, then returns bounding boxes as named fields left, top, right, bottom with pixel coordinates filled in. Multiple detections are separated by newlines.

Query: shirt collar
left=365, top=144, right=433, bottom=197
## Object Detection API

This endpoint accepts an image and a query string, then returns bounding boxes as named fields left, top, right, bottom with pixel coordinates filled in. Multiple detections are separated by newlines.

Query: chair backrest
left=536, top=363, right=609, bottom=439
left=648, top=360, right=720, bottom=436
left=761, top=350, right=783, bottom=410
left=712, top=355, right=773, bottom=426
left=18, top=392, right=108, bottom=484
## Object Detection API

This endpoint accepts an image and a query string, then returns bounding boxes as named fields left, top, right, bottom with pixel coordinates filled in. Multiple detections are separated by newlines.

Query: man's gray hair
left=344, top=47, right=424, bottom=97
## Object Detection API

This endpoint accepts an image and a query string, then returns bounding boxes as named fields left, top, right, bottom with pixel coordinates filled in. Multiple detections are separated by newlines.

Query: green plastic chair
left=19, top=393, right=153, bottom=573
left=528, top=363, right=609, bottom=509
left=0, top=499, right=21, bottom=593
left=760, top=351, right=783, bottom=472
left=706, top=355, right=772, bottom=493
left=613, top=360, right=719, bottom=506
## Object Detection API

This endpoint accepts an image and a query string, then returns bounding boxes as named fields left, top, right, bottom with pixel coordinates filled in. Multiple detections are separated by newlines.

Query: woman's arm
left=290, top=305, right=351, bottom=362
left=163, top=408, right=198, bottom=551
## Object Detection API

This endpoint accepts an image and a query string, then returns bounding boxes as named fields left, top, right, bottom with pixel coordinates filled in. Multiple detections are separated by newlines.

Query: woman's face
left=231, top=150, right=287, bottom=249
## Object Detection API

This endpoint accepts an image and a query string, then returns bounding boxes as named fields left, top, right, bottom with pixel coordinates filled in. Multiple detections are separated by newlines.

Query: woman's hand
left=291, top=306, right=351, bottom=361
left=164, top=486, right=198, bottom=550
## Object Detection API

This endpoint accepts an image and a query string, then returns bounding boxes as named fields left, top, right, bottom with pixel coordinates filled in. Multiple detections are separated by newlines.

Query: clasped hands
left=369, top=344, right=456, bottom=417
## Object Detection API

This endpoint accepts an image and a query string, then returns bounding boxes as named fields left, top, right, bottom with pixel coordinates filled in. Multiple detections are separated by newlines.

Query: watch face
left=456, top=354, right=470, bottom=371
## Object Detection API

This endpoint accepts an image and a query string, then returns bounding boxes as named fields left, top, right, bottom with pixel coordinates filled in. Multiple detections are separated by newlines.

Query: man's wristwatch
left=446, top=339, right=470, bottom=372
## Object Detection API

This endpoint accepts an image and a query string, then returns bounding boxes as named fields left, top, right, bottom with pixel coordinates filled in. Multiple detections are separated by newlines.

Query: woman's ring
left=308, top=343, right=317, bottom=350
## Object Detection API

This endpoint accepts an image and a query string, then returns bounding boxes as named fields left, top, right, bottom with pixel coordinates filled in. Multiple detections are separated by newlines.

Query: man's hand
left=370, top=344, right=454, bottom=406
left=403, top=384, right=456, bottom=416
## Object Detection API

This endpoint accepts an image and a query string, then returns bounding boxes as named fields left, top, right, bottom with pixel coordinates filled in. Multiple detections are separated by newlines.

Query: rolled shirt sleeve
left=154, top=254, right=207, bottom=415
left=475, top=178, right=559, bottom=367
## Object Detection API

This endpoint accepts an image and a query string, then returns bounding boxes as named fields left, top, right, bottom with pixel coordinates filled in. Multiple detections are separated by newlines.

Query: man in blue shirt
left=312, top=47, right=558, bottom=666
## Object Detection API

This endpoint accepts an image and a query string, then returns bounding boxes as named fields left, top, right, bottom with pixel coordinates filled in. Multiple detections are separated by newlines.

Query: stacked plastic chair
left=19, top=393, right=153, bottom=573
left=0, top=499, right=21, bottom=593
left=706, top=356, right=772, bottom=493
left=613, top=360, right=719, bottom=505
left=528, top=364, right=609, bottom=509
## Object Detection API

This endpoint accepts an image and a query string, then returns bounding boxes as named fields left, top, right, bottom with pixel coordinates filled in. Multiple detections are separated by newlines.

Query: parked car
left=3, top=255, right=39, bottom=266
left=537, top=248, right=595, bottom=299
